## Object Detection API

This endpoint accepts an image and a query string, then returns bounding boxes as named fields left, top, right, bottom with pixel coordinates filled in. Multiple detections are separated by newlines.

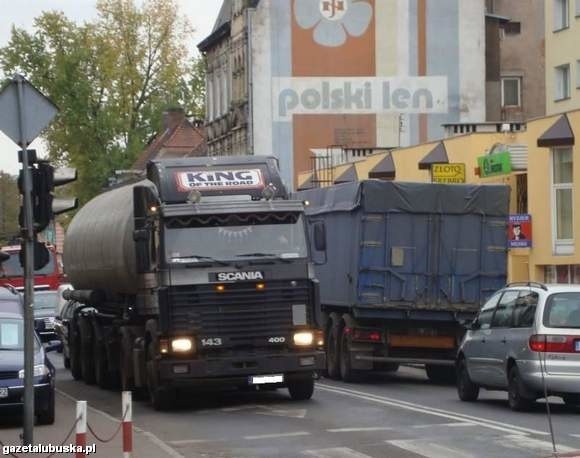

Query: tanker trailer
left=63, top=156, right=324, bottom=409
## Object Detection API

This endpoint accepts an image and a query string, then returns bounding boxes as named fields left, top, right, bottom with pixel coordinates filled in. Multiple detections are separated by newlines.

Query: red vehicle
left=0, top=244, right=60, bottom=291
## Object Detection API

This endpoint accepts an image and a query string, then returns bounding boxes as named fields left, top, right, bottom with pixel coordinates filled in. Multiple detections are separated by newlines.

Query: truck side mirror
left=313, top=222, right=326, bottom=251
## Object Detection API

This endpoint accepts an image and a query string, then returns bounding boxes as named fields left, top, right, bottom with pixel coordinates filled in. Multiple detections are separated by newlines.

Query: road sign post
left=0, top=74, right=58, bottom=445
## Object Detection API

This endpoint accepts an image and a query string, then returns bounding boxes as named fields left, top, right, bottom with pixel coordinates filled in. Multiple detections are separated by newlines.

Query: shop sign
left=477, top=151, right=512, bottom=177
left=431, top=163, right=465, bottom=183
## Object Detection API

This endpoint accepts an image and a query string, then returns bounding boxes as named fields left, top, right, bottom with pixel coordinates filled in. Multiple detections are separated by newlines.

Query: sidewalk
left=0, top=391, right=180, bottom=457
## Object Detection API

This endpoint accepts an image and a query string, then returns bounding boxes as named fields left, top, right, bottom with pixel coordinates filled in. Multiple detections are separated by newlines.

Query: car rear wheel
left=457, top=360, right=479, bottom=402
left=508, top=366, right=533, bottom=411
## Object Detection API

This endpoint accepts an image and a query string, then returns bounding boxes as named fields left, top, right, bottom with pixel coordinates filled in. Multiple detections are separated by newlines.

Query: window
left=504, top=21, right=521, bottom=35
left=555, top=64, right=571, bottom=100
left=475, top=292, right=502, bottom=330
left=544, top=293, right=580, bottom=328
left=513, top=291, right=538, bottom=328
left=492, top=290, right=519, bottom=328
left=501, top=77, right=521, bottom=107
left=554, top=0, right=569, bottom=30
left=544, top=264, right=580, bottom=283
left=576, top=0, right=580, bottom=16
left=552, top=147, right=574, bottom=253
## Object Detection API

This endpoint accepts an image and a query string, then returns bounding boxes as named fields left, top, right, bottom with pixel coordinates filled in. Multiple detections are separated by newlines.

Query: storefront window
left=544, top=265, right=580, bottom=284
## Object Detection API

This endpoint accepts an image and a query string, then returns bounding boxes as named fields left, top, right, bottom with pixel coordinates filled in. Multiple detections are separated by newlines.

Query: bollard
left=75, top=400, right=87, bottom=458
left=122, top=391, right=133, bottom=458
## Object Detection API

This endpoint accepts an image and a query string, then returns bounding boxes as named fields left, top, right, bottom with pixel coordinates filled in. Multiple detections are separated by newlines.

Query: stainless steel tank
left=63, top=181, right=148, bottom=294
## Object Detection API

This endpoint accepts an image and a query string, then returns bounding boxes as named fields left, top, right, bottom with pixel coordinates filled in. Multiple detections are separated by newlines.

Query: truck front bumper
left=158, top=350, right=325, bottom=388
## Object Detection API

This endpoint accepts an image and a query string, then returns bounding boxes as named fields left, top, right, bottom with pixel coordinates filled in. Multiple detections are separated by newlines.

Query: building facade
left=545, top=0, right=580, bottom=115
left=485, top=0, right=546, bottom=122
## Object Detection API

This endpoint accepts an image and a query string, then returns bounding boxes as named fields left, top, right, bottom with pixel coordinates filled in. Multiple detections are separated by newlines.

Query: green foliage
left=0, top=172, right=19, bottom=244
left=0, top=0, right=205, bottom=203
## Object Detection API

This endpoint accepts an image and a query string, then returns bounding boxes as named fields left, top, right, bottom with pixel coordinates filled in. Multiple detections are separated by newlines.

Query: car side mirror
left=313, top=222, right=326, bottom=251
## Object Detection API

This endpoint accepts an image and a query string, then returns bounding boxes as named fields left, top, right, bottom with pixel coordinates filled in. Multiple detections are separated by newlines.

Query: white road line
left=571, top=434, right=580, bottom=439
left=303, top=447, right=374, bottom=458
left=326, top=427, right=393, bottom=433
left=318, top=383, right=550, bottom=436
left=386, top=440, right=475, bottom=458
left=169, top=439, right=222, bottom=446
left=412, top=422, right=475, bottom=429
left=244, top=431, right=311, bottom=440
left=56, top=388, right=184, bottom=458
left=496, top=434, right=576, bottom=454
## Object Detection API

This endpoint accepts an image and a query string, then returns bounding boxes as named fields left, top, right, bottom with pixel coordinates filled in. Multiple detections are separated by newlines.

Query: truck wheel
left=79, top=317, right=96, bottom=385
left=93, top=327, right=111, bottom=389
left=339, top=329, right=361, bottom=383
left=457, top=359, right=479, bottom=402
left=146, top=343, right=175, bottom=410
left=508, top=366, right=533, bottom=411
left=120, top=329, right=135, bottom=392
left=37, top=390, right=55, bottom=425
left=287, top=377, right=314, bottom=401
left=325, top=316, right=341, bottom=380
left=70, top=327, right=83, bottom=381
left=63, top=356, right=70, bottom=369
left=425, top=365, right=455, bottom=384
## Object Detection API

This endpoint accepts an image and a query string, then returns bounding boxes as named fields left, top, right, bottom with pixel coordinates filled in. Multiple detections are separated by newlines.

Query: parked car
left=56, top=283, right=73, bottom=318
left=456, top=282, right=580, bottom=411
left=33, top=290, right=59, bottom=343
left=0, top=289, right=57, bottom=424
left=54, top=300, right=85, bottom=370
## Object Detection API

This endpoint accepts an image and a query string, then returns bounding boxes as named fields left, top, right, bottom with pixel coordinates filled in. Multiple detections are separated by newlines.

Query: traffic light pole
left=16, top=76, right=36, bottom=445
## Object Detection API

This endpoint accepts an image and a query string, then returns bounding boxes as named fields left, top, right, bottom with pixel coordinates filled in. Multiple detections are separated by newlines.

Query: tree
left=0, top=172, right=19, bottom=244
left=0, top=0, right=205, bottom=203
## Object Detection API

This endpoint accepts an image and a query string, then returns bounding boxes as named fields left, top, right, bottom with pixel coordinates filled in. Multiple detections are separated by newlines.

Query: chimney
left=162, top=107, right=185, bottom=131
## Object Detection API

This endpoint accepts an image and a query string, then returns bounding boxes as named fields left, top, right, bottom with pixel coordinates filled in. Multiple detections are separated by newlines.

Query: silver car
left=456, top=282, right=580, bottom=411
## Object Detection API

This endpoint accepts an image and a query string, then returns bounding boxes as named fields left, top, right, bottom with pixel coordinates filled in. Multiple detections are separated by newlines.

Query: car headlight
left=18, top=365, right=49, bottom=379
left=293, top=331, right=314, bottom=346
left=171, top=337, right=193, bottom=353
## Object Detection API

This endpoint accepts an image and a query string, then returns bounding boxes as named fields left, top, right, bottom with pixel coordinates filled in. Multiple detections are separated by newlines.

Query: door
left=486, top=290, right=520, bottom=387
left=465, top=291, right=502, bottom=385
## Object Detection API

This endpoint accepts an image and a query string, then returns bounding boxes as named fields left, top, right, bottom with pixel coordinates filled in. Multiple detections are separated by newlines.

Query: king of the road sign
left=431, top=163, right=466, bottom=184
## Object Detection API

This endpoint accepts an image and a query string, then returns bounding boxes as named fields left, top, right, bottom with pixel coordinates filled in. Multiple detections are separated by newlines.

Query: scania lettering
left=63, top=156, right=324, bottom=410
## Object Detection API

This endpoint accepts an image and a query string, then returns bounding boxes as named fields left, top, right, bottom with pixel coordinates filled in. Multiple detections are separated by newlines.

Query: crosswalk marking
left=412, top=422, right=475, bottom=429
left=386, top=440, right=475, bottom=458
left=303, top=447, right=374, bottom=458
left=495, top=434, right=576, bottom=454
left=244, top=431, right=311, bottom=440
left=326, top=427, right=393, bottom=433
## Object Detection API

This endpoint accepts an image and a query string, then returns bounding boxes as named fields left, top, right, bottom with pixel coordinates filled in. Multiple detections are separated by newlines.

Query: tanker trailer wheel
left=79, top=316, right=96, bottom=384
left=325, top=314, right=342, bottom=380
left=70, top=325, right=83, bottom=381
left=120, top=328, right=136, bottom=392
left=93, top=323, right=112, bottom=389
left=146, top=342, right=175, bottom=411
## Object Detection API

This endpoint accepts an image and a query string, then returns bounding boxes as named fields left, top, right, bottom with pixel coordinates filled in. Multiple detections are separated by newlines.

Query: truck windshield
left=0, top=251, right=56, bottom=277
left=164, top=212, right=308, bottom=263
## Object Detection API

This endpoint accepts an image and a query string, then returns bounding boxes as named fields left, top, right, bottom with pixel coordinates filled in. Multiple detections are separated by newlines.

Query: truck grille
left=169, top=280, right=310, bottom=348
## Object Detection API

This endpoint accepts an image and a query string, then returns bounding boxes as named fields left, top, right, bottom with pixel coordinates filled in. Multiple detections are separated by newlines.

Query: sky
left=0, top=0, right=223, bottom=175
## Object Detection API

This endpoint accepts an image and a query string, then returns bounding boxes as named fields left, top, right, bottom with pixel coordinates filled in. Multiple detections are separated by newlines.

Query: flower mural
left=294, top=0, right=373, bottom=47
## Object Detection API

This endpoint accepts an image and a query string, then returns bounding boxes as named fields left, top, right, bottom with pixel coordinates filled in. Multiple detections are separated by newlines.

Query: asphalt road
left=48, top=354, right=580, bottom=458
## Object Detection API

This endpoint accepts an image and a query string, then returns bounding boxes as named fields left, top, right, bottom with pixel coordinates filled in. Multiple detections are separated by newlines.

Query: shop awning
left=418, top=142, right=449, bottom=170
left=537, top=114, right=575, bottom=147
left=333, top=164, right=358, bottom=184
left=368, top=153, right=395, bottom=179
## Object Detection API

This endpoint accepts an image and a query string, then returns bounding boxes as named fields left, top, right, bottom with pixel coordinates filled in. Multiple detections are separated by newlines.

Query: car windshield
left=0, top=317, right=24, bottom=350
left=543, top=293, right=580, bottom=329
left=33, top=292, right=58, bottom=311
left=164, top=212, right=308, bottom=263
left=0, top=250, right=56, bottom=277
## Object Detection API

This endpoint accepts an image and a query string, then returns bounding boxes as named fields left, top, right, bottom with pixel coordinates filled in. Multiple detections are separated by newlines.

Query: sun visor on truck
left=297, top=181, right=510, bottom=217
left=147, top=156, right=288, bottom=203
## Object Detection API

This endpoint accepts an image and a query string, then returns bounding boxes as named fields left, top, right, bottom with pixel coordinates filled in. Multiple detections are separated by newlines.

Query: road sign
left=0, top=76, right=58, bottom=146
left=431, top=163, right=465, bottom=183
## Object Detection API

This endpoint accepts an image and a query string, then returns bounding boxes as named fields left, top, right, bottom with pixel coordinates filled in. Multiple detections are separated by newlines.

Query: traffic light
left=18, top=151, right=78, bottom=233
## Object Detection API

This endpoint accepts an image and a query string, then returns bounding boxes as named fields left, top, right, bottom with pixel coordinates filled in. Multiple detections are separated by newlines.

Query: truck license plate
left=575, top=341, right=580, bottom=352
left=249, top=374, right=284, bottom=385
left=0, top=388, right=8, bottom=398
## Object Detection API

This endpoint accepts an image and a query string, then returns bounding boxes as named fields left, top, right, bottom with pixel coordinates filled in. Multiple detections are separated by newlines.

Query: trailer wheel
left=79, top=317, right=96, bottom=385
left=93, top=325, right=111, bottom=389
left=146, top=342, right=175, bottom=410
left=120, top=328, right=135, bottom=392
left=425, top=365, right=455, bottom=385
left=70, top=326, right=82, bottom=381
left=339, top=328, right=361, bottom=383
left=325, top=314, right=341, bottom=380
left=287, top=376, right=314, bottom=401
left=63, top=356, right=70, bottom=369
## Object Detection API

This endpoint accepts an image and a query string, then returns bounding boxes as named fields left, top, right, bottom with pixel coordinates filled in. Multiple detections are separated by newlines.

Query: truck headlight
left=19, top=365, right=49, bottom=379
left=171, top=337, right=193, bottom=353
left=293, top=331, right=314, bottom=346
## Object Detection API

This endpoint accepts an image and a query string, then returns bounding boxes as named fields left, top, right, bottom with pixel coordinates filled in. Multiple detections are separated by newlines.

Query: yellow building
left=545, top=0, right=580, bottom=114
left=298, top=109, right=580, bottom=284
